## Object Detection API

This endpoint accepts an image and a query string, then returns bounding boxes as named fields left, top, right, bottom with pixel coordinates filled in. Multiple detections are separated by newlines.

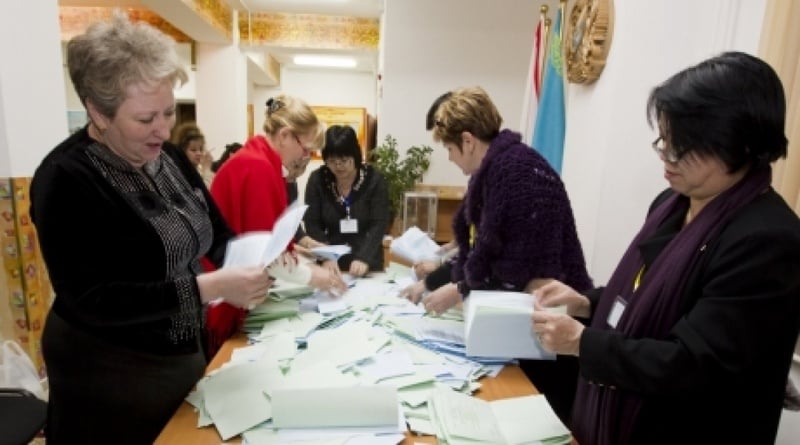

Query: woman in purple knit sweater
left=424, top=86, right=592, bottom=423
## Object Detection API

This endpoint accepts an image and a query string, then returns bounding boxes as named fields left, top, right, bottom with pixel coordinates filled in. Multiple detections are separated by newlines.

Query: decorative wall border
left=240, top=13, right=379, bottom=50
left=183, top=0, right=233, bottom=41
left=59, top=7, right=192, bottom=43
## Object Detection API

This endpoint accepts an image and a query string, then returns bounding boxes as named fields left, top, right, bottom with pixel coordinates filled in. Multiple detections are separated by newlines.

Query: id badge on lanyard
left=607, top=296, right=627, bottom=328
left=607, top=265, right=645, bottom=328
left=339, top=194, right=358, bottom=233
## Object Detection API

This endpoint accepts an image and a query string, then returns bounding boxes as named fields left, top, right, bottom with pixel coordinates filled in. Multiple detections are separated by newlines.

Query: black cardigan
left=579, top=188, right=800, bottom=444
left=303, top=164, right=390, bottom=271
left=30, top=129, right=234, bottom=355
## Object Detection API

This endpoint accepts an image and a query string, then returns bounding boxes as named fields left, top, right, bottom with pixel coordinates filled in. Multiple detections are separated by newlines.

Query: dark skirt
left=42, top=311, right=206, bottom=444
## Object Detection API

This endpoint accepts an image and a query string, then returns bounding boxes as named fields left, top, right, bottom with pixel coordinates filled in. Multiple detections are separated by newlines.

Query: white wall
left=250, top=67, right=377, bottom=116
left=195, top=42, right=249, bottom=155
left=379, top=0, right=547, bottom=186
left=0, top=1, right=67, bottom=177
left=562, top=0, right=766, bottom=283
left=174, top=43, right=197, bottom=102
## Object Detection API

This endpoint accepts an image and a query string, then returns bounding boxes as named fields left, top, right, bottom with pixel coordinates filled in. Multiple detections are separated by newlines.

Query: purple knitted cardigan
left=451, top=129, right=592, bottom=293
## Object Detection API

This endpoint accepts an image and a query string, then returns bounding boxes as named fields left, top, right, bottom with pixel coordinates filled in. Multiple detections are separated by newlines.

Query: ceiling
left=234, top=0, right=382, bottom=18
left=58, top=0, right=383, bottom=73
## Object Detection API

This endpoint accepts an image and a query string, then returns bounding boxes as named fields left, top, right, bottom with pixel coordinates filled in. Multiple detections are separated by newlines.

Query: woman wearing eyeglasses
left=532, top=52, right=800, bottom=445
left=206, top=96, right=347, bottom=357
left=303, top=125, right=390, bottom=277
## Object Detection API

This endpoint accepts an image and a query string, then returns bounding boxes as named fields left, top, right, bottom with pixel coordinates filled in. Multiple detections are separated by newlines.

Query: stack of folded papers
left=428, top=387, right=572, bottom=444
left=465, top=291, right=558, bottom=360
left=390, top=226, right=441, bottom=264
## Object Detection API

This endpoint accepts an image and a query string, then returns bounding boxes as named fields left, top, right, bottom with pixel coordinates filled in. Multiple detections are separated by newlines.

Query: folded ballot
left=270, top=385, right=399, bottom=429
left=428, top=387, right=571, bottom=444
left=464, top=291, right=555, bottom=360
left=222, top=202, right=308, bottom=269
left=390, top=226, right=441, bottom=263
left=310, top=244, right=351, bottom=261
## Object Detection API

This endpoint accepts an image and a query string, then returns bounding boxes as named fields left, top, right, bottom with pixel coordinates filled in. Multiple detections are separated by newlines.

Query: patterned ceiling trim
left=59, top=7, right=191, bottom=43
left=240, top=13, right=379, bottom=50
left=183, top=0, right=233, bottom=40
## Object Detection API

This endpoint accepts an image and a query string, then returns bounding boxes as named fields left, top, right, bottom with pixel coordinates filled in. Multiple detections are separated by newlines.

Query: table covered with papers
left=155, top=265, right=577, bottom=445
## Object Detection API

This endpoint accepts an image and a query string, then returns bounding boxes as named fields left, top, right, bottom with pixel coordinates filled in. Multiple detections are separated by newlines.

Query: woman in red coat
left=207, top=95, right=346, bottom=357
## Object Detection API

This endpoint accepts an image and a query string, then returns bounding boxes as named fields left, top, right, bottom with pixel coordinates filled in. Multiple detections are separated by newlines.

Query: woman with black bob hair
left=303, top=125, right=390, bottom=276
left=532, top=51, right=800, bottom=445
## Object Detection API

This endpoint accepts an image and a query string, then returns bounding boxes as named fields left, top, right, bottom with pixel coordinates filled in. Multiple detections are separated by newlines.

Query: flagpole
left=542, top=17, right=551, bottom=78
left=559, top=0, right=567, bottom=41
left=534, top=5, right=550, bottom=96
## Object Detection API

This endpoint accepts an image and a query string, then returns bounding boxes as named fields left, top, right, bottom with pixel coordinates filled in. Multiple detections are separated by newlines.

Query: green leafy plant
left=369, top=134, right=434, bottom=225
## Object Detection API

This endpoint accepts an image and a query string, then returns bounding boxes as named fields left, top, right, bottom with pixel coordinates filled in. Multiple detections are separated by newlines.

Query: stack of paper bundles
left=251, top=311, right=325, bottom=346
left=243, top=299, right=299, bottom=333
left=465, top=291, right=555, bottom=360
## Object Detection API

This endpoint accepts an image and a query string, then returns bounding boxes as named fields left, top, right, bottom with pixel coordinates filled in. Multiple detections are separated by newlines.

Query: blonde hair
left=431, top=86, right=503, bottom=149
left=67, top=11, right=187, bottom=118
left=263, top=95, right=324, bottom=150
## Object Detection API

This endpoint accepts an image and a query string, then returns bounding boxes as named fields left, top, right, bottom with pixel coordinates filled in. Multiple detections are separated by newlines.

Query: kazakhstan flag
left=532, top=7, right=565, bottom=174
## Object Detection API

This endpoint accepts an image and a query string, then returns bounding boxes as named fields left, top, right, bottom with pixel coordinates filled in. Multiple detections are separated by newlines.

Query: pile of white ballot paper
left=389, top=226, right=442, bottom=264
left=185, top=264, right=571, bottom=444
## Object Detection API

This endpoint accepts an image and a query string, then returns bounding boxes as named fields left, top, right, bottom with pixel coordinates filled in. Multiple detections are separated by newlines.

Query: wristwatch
left=456, top=280, right=471, bottom=298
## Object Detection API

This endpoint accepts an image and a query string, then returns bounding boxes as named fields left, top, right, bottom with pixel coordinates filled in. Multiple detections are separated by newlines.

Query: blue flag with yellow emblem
left=532, top=7, right=565, bottom=174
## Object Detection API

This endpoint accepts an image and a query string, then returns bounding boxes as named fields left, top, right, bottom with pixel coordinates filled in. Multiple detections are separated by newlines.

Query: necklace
left=328, top=167, right=366, bottom=204
left=336, top=182, right=352, bottom=198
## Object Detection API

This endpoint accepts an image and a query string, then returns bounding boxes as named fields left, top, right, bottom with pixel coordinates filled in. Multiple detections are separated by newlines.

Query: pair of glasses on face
left=326, top=157, right=352, bottom=168
left=651, top=136, right=684, bottom=163
left=291, top=133, right=315, bottom=154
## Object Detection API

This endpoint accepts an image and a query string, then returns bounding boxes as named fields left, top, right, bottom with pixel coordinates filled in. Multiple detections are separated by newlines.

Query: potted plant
left=368, top=134, right=434, bottom=233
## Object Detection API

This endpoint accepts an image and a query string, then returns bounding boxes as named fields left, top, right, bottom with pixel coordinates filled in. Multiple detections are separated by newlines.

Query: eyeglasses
left=292, top=133, right=315, bottom=154
left=651, top=136, right=683, bottom=163
left=326, top=157, right=352, bottom=167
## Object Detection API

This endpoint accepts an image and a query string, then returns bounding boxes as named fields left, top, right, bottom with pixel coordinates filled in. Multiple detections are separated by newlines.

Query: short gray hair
left=67, top=11, right=188, bottom=118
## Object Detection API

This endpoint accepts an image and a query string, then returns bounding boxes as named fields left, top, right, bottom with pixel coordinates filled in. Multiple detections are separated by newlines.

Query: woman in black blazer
left=532, top=51, right=800, bottom=445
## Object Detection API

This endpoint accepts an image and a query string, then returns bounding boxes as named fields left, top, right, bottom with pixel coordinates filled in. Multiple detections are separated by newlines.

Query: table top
left=155, top=334, right=547, bottom=445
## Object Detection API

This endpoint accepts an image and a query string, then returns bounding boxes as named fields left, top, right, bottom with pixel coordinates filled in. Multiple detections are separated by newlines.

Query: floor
left=777, top=355, right=800, bottom=444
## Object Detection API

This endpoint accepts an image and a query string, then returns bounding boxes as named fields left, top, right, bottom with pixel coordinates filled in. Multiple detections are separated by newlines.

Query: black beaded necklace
left=327, top=166, right=366, bottom=204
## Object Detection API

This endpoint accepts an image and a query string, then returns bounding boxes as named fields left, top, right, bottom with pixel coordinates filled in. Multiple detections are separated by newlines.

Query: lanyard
left=633, top=265, right=645, bottom=292
left=469, top=224, right=476, bottom=248
left=341, top=194, right=352, bottom=219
